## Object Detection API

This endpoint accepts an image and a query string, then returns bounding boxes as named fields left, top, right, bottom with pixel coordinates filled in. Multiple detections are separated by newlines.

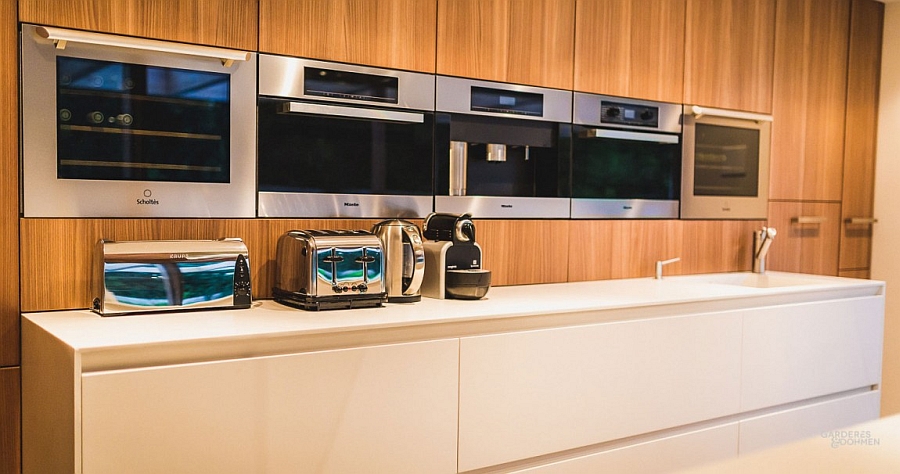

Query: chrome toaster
left=274, top=230, right=386, bottom=310
left=92, top=238, right=252, bottom=316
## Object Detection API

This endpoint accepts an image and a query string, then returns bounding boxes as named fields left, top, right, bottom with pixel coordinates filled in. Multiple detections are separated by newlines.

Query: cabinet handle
left=845, top=217, right=878, bottom=225
left=792, top=216, right=826, bottom=225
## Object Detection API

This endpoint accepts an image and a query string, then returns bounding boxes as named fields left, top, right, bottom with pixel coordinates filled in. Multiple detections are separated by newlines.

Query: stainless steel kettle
left=371, top=219, right=425, bottom=303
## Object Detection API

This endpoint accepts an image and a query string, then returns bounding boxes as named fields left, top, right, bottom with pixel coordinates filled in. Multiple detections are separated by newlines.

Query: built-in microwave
left=19, top=24, right=257, bottom=217
left=571, top=93, right=682, bottom=219
left=256, top=55, right=435, bottom=218
left=681, top=105, right=773, bottom=219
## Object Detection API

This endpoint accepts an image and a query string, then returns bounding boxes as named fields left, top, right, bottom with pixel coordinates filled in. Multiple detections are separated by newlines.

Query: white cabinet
left=62, top=338, right=457, bottom=474
left=509, top=423, right=739, bottom=474
left=739, top=390, right=881, bottom=455
left=458, top=312, right=743, bottom=471
left=741, top=296, right=884, bottom=411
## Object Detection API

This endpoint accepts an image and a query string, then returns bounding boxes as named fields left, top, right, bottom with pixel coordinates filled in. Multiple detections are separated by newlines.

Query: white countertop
left=22, top=271, right=883, bottom=372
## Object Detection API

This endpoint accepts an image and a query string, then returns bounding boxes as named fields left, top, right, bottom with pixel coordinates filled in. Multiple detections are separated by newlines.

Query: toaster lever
left=355, top=255, right=376, bottom=264
left=322, top=255, right=344, bottom=263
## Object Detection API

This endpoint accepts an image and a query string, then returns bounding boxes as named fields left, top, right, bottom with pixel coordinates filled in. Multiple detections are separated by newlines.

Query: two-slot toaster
left=273, top=229, right=387, bottom=310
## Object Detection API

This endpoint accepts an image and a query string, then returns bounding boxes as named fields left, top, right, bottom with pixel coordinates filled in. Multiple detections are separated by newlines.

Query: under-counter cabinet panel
left=769, top=0, right=850, bottom=202
left=741, top=297, right=884, bottom=411
left=766, top=201, right=841, bottom=275
left=739, top=390, right=881, bottom=455
left=259, top=0, right=437, bottom=72
left=458, top=312, right=743, bottom=471
left=684, top=0, right=776, bottom=114
left=18, top=0, right=258, bottom=50
left=436, top=0, right=574, bottom=89
left=80, top=339, right=457, bottom=474
left=574, top=0, right=685, bottom=103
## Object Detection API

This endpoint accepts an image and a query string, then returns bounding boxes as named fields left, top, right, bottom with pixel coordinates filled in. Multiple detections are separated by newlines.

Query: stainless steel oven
left=571, top=93, right=682, bottom=218
left=434, top=76, right=572, bottom=218
left=681, top=105, right=772, bottom=219
left=20, top=24, right=257, bottom=217
left=257, top=55, right=435, bottom=218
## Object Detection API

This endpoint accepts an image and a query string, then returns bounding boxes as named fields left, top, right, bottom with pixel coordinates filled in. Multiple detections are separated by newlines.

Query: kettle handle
left=403, top=224, right=426, bottom=296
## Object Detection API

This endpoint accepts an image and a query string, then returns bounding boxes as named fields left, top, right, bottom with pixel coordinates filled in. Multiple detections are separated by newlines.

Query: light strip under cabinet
left=34, top=26, right=251, bottom=67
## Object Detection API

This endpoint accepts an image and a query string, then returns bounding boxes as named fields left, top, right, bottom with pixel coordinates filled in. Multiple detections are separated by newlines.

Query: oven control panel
left=600, top=101, right=659, bottom=128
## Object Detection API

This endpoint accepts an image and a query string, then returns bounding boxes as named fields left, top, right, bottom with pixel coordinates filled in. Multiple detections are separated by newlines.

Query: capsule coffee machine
left=421, top=213, right=492, bottom=300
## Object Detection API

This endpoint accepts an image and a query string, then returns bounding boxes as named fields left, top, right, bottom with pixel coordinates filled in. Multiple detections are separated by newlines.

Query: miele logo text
left=501, top=204, right=513, bottom=208
left=344, top=202, right=360, bottom=207
left=137, top=198, right=159, bottom=205
left=170, top=254, right=189, bottom=259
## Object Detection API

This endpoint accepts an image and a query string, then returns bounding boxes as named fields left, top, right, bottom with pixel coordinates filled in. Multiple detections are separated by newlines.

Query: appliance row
left=19, top=24, right=772, bottom=220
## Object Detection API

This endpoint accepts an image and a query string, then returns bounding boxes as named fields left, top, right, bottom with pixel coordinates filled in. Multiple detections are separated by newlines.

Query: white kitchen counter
left=23, top=271, right=883, bottom=372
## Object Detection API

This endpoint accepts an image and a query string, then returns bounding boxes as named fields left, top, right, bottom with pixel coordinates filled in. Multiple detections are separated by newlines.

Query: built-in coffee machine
left=434, top=77, right=572, bottom=218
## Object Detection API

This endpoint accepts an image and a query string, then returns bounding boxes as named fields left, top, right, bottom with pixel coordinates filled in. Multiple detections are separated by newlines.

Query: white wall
left=871, top=1, right=900, bottom=416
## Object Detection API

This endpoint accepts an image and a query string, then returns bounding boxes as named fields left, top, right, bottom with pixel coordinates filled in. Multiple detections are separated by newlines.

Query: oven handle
left=689, top=105, right=774, bottom=122
left=282, top=102, right=425, bottom=123
left=581, top=129, right=679, bottom=144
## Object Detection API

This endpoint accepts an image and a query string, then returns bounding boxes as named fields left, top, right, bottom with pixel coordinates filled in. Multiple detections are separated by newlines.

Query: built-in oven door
left=571, top=127, right=681, bottom=218
left=681, top=106, right=772, bottom=219
left=257, top=54, right=435, bottom=218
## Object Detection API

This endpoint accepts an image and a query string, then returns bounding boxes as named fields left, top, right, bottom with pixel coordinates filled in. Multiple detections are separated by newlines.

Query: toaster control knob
left=358, top=283, right=368, bottom=292
left=332, top=285, right=343, bottom=293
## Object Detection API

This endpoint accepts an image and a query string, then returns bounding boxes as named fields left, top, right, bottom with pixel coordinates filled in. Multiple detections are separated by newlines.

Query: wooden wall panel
left=766, top=202, right=841, bottom=275
left=259, top=0, right=437, bottom=73
left=475, top=220, right=570, bottom=287
left=681, top=220, right=763, bottom=275
left=506, top=0, right=574, bottom=90
left=684, top=0, right=776, bottom=113
left=1, top=0, right=19, bottom=368
left=437, top=0, right=509, bottom=83
left=0, top=367, right=19, bottom=474
left=574, top=0, right=684, bottom=103
left=568, top=220, right=683, bottom=281
left=839, top=269, right=870, bottom=280
left=18, top=0, right=258, bottom=50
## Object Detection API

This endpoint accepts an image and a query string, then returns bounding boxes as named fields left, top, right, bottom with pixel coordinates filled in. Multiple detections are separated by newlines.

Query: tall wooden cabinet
left=839, top=0, right=884, bottom=277
left=684, top=0, right=776, bottom=113
left=259, top=0, right=437, bottom=73
left=766, top=201, right=841, bottom=276
left=574, top=0, right=685, bottom=103
left=436, top=0, right=574, bottom=89
left=769, top=0, right=850, bottom=202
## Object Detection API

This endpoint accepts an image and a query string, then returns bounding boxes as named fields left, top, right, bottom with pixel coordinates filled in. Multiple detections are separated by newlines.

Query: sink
left=684, top=273, right=827, bottom=289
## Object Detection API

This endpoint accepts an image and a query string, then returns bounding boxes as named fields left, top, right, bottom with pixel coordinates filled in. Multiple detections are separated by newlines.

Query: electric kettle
left=371, top=219, right=426, bottom=303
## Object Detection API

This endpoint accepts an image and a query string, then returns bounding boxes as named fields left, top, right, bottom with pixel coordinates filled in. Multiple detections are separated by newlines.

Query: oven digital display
left=55, top=57, right=231, bottom=183
left=470, top=86, right=543, bottom=116
left=304, top=67, right=399, bottom=104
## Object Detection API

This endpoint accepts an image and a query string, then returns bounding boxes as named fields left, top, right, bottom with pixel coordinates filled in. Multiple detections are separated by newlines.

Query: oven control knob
left=606, top=107, right=621, bottom=118
left=640, top=110, right=654, bottom=121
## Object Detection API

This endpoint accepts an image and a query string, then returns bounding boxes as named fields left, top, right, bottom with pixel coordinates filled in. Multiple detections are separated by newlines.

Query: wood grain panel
left=840, top=0, right=884, bottom=271
left=684, top=0, right=775, bottom=113
left=766, top=202, right=840, bottom=275
left=0, top=0, right=19, bottom=368
left=475, top=219, right=569, bottom=286
left=437, top=0, right=509, bottom=82
left=769, top=0, right=850, bottom=201
left=506, top=0, right=574, bottom=90
left=839, top=269, right=870, bottom=280
left=567, top=220, right=683, bottom=281
left=0, top=367, right=20, bottom=474
left=574, top=0, right=684, bottom=103
left=18, top=0, right=258, bottom=50
left=681, top=220, right=764, bottom=275
left=259, top=0, right=437, bottom=73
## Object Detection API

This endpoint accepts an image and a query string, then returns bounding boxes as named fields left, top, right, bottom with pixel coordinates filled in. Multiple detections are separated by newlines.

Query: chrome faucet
left=753, top=227, right=777, bottom=273
left=655, top=257, right=681, bottom=279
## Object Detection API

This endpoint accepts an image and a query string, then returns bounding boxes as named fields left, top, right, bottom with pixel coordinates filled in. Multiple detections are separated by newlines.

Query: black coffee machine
left=421, top=213, right=491, bottom=300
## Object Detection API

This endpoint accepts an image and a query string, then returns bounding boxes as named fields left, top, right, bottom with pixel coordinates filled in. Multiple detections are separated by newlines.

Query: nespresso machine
left=434, top=76, right=572, bottom=218
left=421, top=213, right=491, bottom=300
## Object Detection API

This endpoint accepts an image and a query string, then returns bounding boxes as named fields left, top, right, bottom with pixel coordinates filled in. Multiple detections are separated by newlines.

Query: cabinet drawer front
left=739, top=390, right=881, bottom=454
left=458, top=312, right=743, bottom=471
left=81, top=339, right=459, bottom=474
left=741, top=296, right=884, bottom=411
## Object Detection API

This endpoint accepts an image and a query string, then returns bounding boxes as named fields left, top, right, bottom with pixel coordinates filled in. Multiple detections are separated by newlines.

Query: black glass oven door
left=692, top=123, right=760, bottom=197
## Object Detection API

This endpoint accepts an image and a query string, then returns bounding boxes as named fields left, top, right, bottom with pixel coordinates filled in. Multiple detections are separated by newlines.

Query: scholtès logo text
left=138, top=189, right=159, bottom=205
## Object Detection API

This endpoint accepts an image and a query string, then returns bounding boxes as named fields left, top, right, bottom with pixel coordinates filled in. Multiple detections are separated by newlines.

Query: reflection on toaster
left=274, top=230, right=387, bottom=311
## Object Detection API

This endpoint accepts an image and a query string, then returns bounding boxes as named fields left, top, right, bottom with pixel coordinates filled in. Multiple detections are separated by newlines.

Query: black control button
left=359, top=283, right=368, bottom=292
left=606, top=107, right=621, bottom=117
left=640, top=110, right=654, bottom=121
left=332, top=285, right=343, bottom=293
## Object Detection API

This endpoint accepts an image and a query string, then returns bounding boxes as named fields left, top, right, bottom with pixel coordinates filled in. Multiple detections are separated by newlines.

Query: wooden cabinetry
left=458, top=312, right=743, bottom=471
left=840, top=0, right=884, bottom=273
left=0, top=368, right=20, bottom=474
left=436, top=0, right=574, bottom=89
left=259, top=0, right=436, bottom=72
left=766, top=201, right=841, bottom=276
left=684, top=0, right=776, bottom=113
left=18, top=0, right=258, bottom=50
left=769, top=0, right=850, bottom=202
left=574, top=0, right=685, bottom=103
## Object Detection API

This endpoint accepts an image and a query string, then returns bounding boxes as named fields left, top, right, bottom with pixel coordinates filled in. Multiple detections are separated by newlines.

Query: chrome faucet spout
left=753, top=227, right=776, bottom=273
